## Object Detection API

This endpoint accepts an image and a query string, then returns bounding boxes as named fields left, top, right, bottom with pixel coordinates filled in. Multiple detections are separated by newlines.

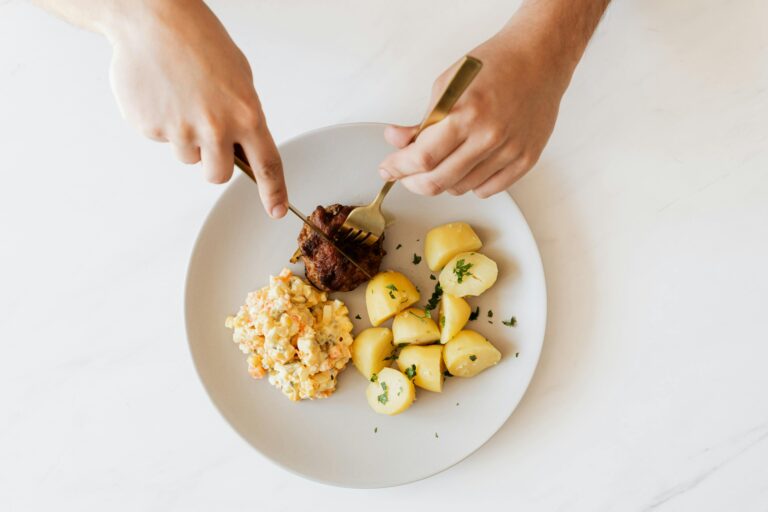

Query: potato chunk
left=438, top=252, right=498, bottom=297
left=392, top=308, right=441, bottom=345
left=397, top=344, right=444, bottom=392
left=351, top=327, right=394, bottom=380
left=424, top=222, right=483, bottom=271
left=439, top=294, right=471, bottom=344
left=365, top=367, right=415, bottom=415
left=366, top=271, right=420, bottom=326
left=443, top=330, right=502, bottom=377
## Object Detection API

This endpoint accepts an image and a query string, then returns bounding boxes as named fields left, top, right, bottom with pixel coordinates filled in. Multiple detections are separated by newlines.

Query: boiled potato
left=392, top=308, right=440, bottom=345
left=351, top=327, right=395, bottom=380
left=443, top=330, right=502, bottom=377
left=438, top=252, right=498, bottom=297
left=439, top=294, right=472, bottom=344
left=365, top=367, right=415, bottom=415
left=397, top=344, right=444, bottom=392
left=424, top=222, right=483, bottom=271
left=366, top=271, right=420, bottom=326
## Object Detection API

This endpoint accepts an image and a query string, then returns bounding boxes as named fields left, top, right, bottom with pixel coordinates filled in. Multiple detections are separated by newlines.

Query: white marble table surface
left=1, top=0, right=767, bottom=510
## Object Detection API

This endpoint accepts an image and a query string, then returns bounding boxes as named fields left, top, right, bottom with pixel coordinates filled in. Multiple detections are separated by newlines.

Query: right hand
left=103, top=0, right=287, bottom=218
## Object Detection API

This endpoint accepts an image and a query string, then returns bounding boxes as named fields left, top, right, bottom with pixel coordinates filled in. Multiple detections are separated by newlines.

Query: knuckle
left=254, top=158, right=283, bottom=181
left=473, top=187, right=493, bottom=199
left=420, top=177, right=445, bottom=196
left=517, top=151, right=539, bottom=171
left=481, top=127, right=506, bottom=150
left=414, top=151, right=436, bottom=172
left=200, top=114, right=226, bottom=142
left=140, top=124, right=164, bottom=141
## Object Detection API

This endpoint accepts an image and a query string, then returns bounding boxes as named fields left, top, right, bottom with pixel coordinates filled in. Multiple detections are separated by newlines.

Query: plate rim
left=183, top=122, right=548, bottom=488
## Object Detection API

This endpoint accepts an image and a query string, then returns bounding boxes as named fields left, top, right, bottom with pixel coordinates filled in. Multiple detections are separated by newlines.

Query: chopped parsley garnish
left=515, top=352, right=520, bottom=358
left=439, top=315, right=446, bottom=328
left=469, top=354, right=477, bottom=361
left=502, top=316, right=517, bottom=327
left=434, top=432, right=439, bottom=438
left=405, top=364, right=417, bottom=380
left=370, top=373, right=378, bottom=382
left=443, top=370, right=453, bottom=378
left=429, top=274, right=436, bottom=280
left=412, top=253, right=422, bottom=265
left=456, top=402, right=459, bottom=406
left=374, top=427, right=378, bottom=433
left=469, top=306, right=480, bottom=321
left=355, top=314, right=361, bottom=320
left=384, top=345, right=403, bottom=361
left=386, top=283, right=398, bottom=299
left=453, top=258, right=474, bottom=283
left=424, top=282, right=443, bottom=318
left=377, top=382, right=389, bottom=405
left=409, top=310, right=429, bottom=320
left=487, top=310, right=493, bottom=318
left=396, top=244, right=402, bottom=250
left=488, top=320, right=493, bottom=324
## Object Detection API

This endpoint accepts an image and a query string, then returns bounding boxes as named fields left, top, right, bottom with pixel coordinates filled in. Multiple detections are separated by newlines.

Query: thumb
left=384, top=124, right=420, bottom=149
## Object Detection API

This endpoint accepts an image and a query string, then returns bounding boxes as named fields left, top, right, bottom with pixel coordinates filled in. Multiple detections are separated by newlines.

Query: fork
left=340, top=55, right=483, bottom=246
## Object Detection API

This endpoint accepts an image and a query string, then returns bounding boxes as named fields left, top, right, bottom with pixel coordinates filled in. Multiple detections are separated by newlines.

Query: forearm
left=500, top=0, right=610, bottom=87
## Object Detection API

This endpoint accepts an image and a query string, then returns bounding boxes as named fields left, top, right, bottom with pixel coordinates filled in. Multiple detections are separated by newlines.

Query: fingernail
left=379, top=168, right=393, bottom=181
left=271, top=204, right=287, bottom=218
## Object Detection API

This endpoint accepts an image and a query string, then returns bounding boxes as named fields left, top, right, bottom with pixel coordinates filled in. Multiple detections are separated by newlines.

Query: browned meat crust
left=298, top=204, right=385, bottom=292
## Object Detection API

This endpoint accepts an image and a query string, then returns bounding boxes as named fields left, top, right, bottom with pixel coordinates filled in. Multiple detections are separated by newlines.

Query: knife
left=232, top=147, right=373, bottom=280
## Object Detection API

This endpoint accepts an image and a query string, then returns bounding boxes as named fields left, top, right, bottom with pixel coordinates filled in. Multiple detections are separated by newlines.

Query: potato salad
left=225, top=268, right=354, bottom=401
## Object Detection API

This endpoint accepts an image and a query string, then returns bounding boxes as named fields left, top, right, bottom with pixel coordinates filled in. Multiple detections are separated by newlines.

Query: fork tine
left=354, top=231, right=371, bottom=244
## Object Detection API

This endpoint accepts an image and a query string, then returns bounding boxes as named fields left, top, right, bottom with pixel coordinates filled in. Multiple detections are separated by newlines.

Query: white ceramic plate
left=185, top=123, right=546, bottom=488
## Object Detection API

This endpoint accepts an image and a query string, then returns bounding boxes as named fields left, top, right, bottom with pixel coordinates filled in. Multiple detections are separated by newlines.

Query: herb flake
left=386, top=283, right=398, bottom=300
left=412, top=253, right=422, bottom=265
left=453, top=259, right=474, bottom=283
left=469, top=354, right=477, bottom=361
left=429, top=274, right=436, bottom=280
left=396, top=244, right=402, bottom=250
left=355, top=314, right=361, bottom=320
left=405, top=364, right=417, bottom=380
left=377, top=382, right=389, bottom=405
left=424, top=282, right=443, bottom=318
left=469, top=306, right=480, bottom=321
left=502, top=316, right=517, bottom=327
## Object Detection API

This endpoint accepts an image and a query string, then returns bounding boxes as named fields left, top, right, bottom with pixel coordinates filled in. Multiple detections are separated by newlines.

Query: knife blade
left=232, top=151, right=373, bottom=280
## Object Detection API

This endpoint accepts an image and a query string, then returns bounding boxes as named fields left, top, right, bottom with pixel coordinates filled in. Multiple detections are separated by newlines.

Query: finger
left=384, top=124, right=420, bottom=149
left=447, top=147, right=519, bottom=196
left=240, top=125, right=288, bottom=219
left=473, top=158, right=532, bottom=199
left=398, top=139, right=488, bottom=196
left=200, top=140, right=235, bottom=185
left=378, top=118, right=464, bottom=180
left=172, top=144, right=201, bottom=165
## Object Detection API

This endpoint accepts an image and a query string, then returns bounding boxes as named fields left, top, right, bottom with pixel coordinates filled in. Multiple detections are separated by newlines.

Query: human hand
left=104, top=0, right=287, bottom=217
left=379, top=18, right=574, bottom=198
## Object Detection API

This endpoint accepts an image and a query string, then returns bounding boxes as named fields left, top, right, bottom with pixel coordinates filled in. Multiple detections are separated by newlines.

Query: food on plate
left=424, top=222, right=483, bottom=271
left=351, top=327, right=395, bottom=380
left=297, top=204, right=385, bottom=292
left=365, top=367, right=415, bottom=415
left=365, top=270, right=420, bottom=326
left=443, top=330, right=502, bottom=378
left=397, top=344, right=444, bottom=392
left=225, top=268, right=354, bottom=401
left=392, top=308, right=441, bottom=345
left=439, top=294, right=472, bottom=344
left=438, top=252, right=498, bottom=297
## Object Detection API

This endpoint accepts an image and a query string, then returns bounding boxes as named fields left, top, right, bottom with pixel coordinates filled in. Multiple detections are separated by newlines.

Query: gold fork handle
left=418, top=55, right=483, bottom=135
left=378, top=55, right=483, bottom=203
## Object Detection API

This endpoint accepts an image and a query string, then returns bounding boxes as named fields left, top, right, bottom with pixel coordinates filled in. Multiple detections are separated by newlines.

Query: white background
left=1, top=0, right=767, bottom=510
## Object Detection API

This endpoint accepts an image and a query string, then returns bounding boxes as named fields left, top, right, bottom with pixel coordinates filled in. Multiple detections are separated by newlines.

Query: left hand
left=379, top=24, right=572, bottom=198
